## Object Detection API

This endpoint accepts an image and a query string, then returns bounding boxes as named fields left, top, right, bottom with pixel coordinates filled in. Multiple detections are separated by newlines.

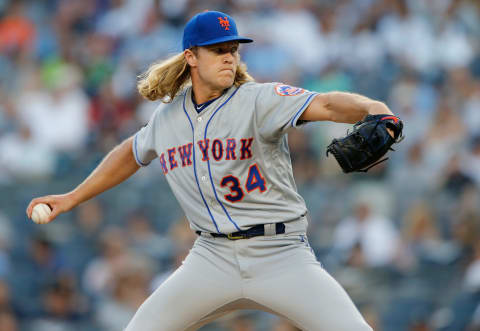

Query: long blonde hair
left=137, top=49, right=254, bottom=103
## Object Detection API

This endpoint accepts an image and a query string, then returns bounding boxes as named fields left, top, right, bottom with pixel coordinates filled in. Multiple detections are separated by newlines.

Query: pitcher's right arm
left=26, top=136, right=140, bottom=223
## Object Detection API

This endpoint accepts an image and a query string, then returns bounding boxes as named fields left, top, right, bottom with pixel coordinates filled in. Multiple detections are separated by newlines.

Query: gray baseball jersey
left=133, top=82, right=317, bottom=234
left=128, top=82, right=373, bottom=331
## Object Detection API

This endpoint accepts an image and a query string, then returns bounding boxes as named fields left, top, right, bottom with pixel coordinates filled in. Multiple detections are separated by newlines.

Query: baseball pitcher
left=27, top=11, right=403, bottom=331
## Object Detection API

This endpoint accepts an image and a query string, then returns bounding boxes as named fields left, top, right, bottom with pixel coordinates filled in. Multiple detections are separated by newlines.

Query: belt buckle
left=227, top=233, right=247, bottom=240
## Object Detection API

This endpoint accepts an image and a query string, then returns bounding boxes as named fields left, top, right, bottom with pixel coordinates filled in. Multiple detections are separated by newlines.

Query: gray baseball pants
left=125, top=232, right=372, bottom=331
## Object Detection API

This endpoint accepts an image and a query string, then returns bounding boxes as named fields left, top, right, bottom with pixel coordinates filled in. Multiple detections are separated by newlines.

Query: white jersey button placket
left=193, top=115, right=212, bottom=205
left=194, top=116, right=204, bottom=140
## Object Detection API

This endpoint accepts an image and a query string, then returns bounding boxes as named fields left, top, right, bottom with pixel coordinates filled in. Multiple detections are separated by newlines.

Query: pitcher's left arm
left=299, top=92, right=394, bottom=124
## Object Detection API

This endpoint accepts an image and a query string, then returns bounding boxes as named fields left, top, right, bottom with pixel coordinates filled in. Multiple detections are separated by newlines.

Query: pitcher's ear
left=184, top=48, right=198, bottom=67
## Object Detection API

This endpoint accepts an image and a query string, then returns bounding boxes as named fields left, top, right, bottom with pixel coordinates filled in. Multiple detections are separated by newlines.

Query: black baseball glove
left=326, top=114, right=404, bottom=173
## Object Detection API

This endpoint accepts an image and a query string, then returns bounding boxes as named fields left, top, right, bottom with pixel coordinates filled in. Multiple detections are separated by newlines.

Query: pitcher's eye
left=210, top=46, right=238, bottom=54
left=207, top=45, right=238, bottom=55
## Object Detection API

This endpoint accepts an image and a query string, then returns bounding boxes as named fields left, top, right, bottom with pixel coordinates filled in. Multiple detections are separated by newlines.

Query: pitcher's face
left=187, top=41, right=239, bottom=90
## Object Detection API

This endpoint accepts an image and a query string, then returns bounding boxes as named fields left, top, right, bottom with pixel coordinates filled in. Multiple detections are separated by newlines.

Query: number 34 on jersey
left=157, top=136, right=267, bottom=203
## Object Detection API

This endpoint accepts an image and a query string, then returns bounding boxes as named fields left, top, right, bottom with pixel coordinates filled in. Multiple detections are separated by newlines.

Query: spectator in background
left=439, top=240, right=480, bottom=331
left=16, top=63, right=89, bottom=154
left=95, top=258, right=152, bottom=331
left=0, top=120, right=55, bottom=182
left=150, top=217, right=196, bottom=291
left=25, top=274, right=90, bottom=331
left=390, top=141, right=436, bottom=209
left=96, top=0, right=154, bottom=40
left=400, top=201, right=460, bottom=269
left=126, top=210, right=170, bottom=262
left=22, top=234, right=66, bottom=299
left=439, top=153, right=475, bottom=196
left=423, top=96, right=466, bottom=181
left=378, top=0, right=441, bottom=74
left=240, top=38, right=292, bottom=83
left=82, top=226, right=133, bottom=299
left=267, top=1, right=325, bottom=73
left=9, top=233, right=67, bottom=320
left=387, top=72, right=437, bottom=143
left=88, top=80, right=136, bottom=153
left=63, top=199, right=105, bottom=274
left=287, top=129, right=319, bottom=187
left=0, top=1, right=35, bottom=57
left=328, top=240, right=374, bottom=307
left=331, top=198, right=400, bottom=268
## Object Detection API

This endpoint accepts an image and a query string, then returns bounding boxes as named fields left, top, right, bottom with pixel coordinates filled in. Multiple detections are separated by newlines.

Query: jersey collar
left=191, top=90, right=226, bottom=114
left=185, top=85, right=236, bottom=117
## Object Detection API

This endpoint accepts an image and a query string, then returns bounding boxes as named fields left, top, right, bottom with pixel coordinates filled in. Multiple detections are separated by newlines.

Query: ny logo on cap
left=218, top=16, right=230, bottom=30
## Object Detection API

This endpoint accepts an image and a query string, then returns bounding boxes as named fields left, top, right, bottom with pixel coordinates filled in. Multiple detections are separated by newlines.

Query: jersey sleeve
left=132, top=110, right=159, bottom=166
left=254, top=83, right=317, bottom=140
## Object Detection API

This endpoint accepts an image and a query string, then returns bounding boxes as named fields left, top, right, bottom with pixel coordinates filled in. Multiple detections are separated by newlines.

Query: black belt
left=196, top=223, right=285, bottom=240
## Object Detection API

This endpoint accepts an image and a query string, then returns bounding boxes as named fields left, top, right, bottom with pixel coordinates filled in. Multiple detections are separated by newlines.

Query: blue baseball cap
left=182, top=11, right=253, bottom=50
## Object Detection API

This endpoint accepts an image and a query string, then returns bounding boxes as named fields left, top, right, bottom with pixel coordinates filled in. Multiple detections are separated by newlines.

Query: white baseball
left=31, top=203, right=52, bottom=224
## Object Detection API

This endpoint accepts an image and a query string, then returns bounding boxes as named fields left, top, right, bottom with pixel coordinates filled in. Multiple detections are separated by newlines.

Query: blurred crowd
left=0, top=0, right=480, bottom=330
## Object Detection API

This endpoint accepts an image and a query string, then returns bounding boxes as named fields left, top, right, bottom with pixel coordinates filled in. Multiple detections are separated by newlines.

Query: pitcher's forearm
left=322, top=92, right=393, bottom=123
left=301, top=92, right=394, bottom=124
left=69, top=136, right=140, bottom=206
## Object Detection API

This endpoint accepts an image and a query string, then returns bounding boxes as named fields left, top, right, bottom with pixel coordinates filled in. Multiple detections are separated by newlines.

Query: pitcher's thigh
left=125, top=253, right=240, bottom=331
left=247, top=264, right=372, bottom=331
